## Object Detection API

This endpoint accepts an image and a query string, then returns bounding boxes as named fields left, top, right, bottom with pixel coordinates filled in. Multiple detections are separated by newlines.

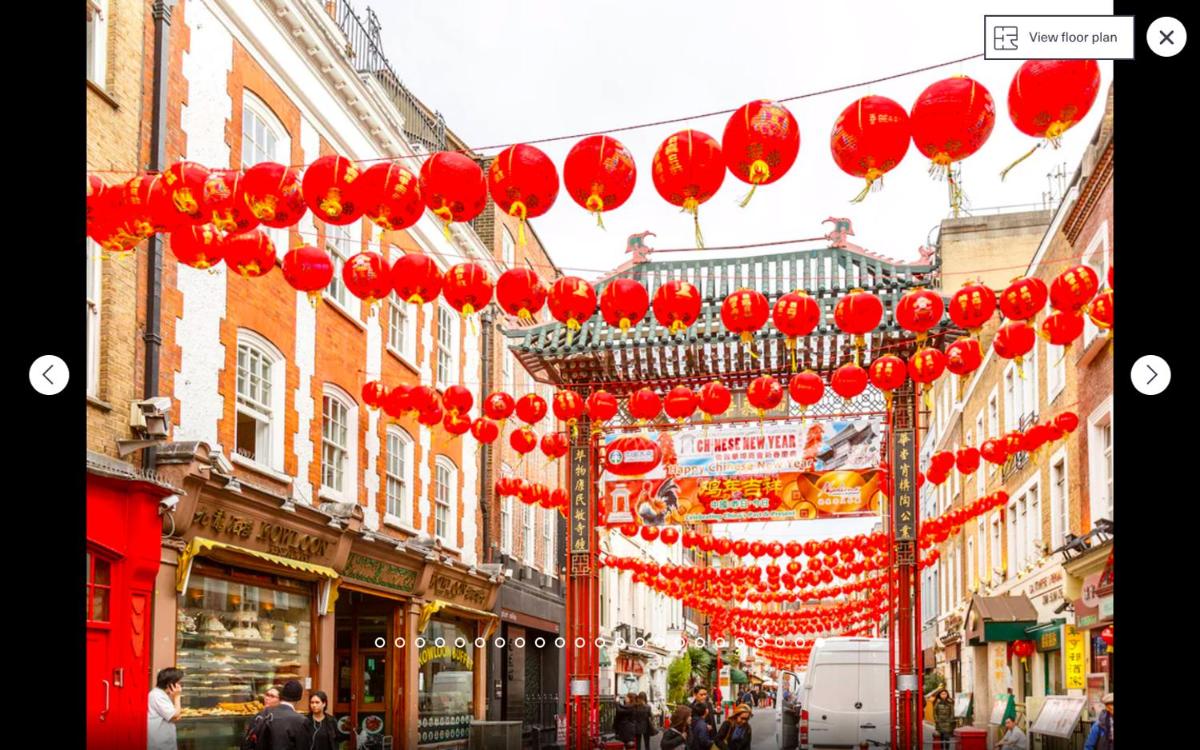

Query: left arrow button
left=29, top=355, right=68, bottom=396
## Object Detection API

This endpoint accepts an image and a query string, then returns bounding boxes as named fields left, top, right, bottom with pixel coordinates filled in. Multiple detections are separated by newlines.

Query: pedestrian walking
left=256, top=680, right=310, bottom=750
left=661, top=705, right=691, bottom=750
left=933, top=688, right=955, bottom=748
left=997, top=717, right=1029, bottom=750
left=305, top=690, right=347, bottom=750
left=1084, top=693, right=1113, bottom=750
left=687, top=703, right=714, bottom=750
left=613, top=692, right=639, bottom=749
left=690, top=685, right=719, bottom=736
left=713, top=704, right=753, bottom=750
left=148, top=667, right=184, bottom=750
left=242, top=688, right=282, bottom=750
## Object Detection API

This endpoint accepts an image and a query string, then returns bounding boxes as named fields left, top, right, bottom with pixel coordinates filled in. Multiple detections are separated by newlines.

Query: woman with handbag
left=613, top=693, right=640, bottom=750
left=637, top=692, right=657, bottom=750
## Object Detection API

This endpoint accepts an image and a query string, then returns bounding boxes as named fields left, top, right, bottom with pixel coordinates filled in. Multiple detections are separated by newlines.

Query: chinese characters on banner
left=570, top=444, right=592, bottom=559
left=598, top=419, right=886, bottom=526
left=1063, top=625, right=1087, bottom=690
left=891, top=426, right=916, bottom=541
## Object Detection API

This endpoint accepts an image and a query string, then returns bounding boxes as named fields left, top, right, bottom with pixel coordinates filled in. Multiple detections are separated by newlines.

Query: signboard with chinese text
left=569, top=444, right=593, bottom=556
left=1063, top=625, right=1087, bottom=690
left=891, top=426, right=917, bottom=541
left=598, top=419, right=885, bottom=526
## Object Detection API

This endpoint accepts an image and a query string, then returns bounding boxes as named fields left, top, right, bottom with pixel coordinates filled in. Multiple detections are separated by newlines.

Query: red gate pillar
left=566, top=428, right=600, bottom=747
left=889, top=383, right=922, bottom=749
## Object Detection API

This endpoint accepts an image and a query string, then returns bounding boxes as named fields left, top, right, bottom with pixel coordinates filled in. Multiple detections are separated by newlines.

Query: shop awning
left=418, top=599, right=500, bottom=640
left=177, top=537, right=341, bottom=614
left=964, top=594, right=1039, bottom=644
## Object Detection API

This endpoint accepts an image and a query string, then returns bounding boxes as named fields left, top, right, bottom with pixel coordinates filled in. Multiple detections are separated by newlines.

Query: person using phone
left=147, top=668, right=184, bottom=750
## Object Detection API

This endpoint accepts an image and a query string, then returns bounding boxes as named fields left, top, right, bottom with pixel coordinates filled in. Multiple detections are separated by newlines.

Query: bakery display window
left=417, top=618, right=475, bottom=746
left=175, top=568, right=312, bottom=749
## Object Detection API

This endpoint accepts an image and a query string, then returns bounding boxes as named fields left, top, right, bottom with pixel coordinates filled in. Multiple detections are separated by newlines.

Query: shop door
left=87, top=626, right=115, bottom=747
left=336, top=597, right=393, bottom=747
left=504, top=625, right=526, bottom=722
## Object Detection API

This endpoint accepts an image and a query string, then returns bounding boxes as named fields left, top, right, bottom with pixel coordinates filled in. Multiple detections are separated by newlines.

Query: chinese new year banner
left=599, top=419, right=885, bottom=526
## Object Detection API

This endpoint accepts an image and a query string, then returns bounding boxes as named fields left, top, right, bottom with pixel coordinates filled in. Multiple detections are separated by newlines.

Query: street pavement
left=650, top=706, right=779, bottom=750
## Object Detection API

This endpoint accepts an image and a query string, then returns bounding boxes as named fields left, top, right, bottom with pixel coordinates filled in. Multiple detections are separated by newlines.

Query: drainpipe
left=143, top=0, right=175, bottom=467
left=479, top=308, right=495, bottom=564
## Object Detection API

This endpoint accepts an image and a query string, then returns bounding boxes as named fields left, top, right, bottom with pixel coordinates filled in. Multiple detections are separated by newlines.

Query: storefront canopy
left=965, top=594, right=1039, bottom=644
left=177, top=537, right=342, bottom=615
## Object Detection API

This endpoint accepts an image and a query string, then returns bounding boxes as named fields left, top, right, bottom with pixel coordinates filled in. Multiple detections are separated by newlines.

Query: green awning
left=730, top=668, right=748, bottom=684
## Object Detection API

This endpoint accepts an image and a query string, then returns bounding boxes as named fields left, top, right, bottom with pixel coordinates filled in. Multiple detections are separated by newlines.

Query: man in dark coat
left=690, top=685, right=719, bottom=736
left=613, top=692, right=640, bottom=749
left=258, top=680, right=310, bottom=750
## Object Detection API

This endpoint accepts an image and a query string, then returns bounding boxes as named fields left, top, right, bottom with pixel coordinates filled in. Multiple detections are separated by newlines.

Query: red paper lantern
left=391, top=253, right=443, bottom=305
left=908, top=348, right=947, bottom=386
left=302, top=155, right=362, bottom=225
left=496, top=268, right=547, bottom=321
left=1100, top=625, right=1113, bottom=652
left=999, top=277, right=1048, bottom=321
left=342, top=251, right=391, bottom=304
left=160, top=161, right=212, bottom=226
left=747, top=375, right=784, bottom=415
left=552, top=390, right=586, bottom=427
left=1087, top=289, right=1113, bottom=332
left=629, top=388, right=662, bottom=422
left=698, top=381, right=731, bottom=421
left=87, top=174, right=108, bottom=231
left=1003, top=60, right=1101, bottom=178
left=585, top=390, right=619, bottom=424
left=1053, top=412, right=1079, bottom=433
left=834, top=289, right=884, bottom=358
left=930, top=451, right=956, bottom=475
left=721, top=288, right=770, bottom=347
left=660, top=527, right=680, bottom=545
left=87, top=188, right=146, bottom=254
left=788, top=370, right=825, bottom=411
left=945, top=338, right=984, bottom=376
left=831, top=362, right=868, bottom=401
left=515, top=393, right=548, bottom=425
left=1049, top=265, right=1100, bottom=313
left=240, top=162, right=307, bottom=229
left=224, top=230, right=277, bottom=278
left=417, top=402, right=444, bottom=427
left=1013, top=640, right=1035, bottom=660
left=599, top=278, right=649, bottom=332
left=443, top=411, right=473, bottom=437
left=663, top=386, right=698, bottom=422
left=281, top=244, right=333, bottom=300
left=540, top=432, right=570, bottom=460
left=483, top=391, right=516, bottom=421
left=548, top=277, right=597, bottom=339
left=510, top=427, right=538, bottom=455
left=956, top=447, right=981, bottom=475
left=419, top=151, right=487, bottom=231
left=355, top=161, right=423, bottom=231
left=732, top=540, right=750, bottom=557
left=651, top=129, right=725, bottom=247
left=409, top=386, right=441, bottom=415
left=772, top=291, right=822, bottom=369
left=120, top=174, right=172, bottom=236
left=830, top=95, right=911, bottom=201
left=381, top=385, right=412, bottom=419
left=1040, top=311, right=1084, bottom=346
left=361, top=381, right=388, bottom=409
left=551, top=488, right=569, bottom=510
left=640, top=526, right=660, bottom=542
left=722, top=99, right=800, bottom=206
left=442, top=385, right=474, bottom=415
left=949, top=281, right=998, bottom=334
left=993, top=321, right=1036, bottom=367
left=619, top=523, right=639, bottom=538
left=563, top=134, right=636, bottom=226
left=488, top=144, right=559, bottom=244
left=652, top=280, right=703, bottom=335
left=894, top=288, right=945, bottom=341
left=442, top=262, right=493, bottom=317
left=868, top=355, right=907, bottom=409
left=909, top=76, right=996, bottom=209
left=203, top=170, right=260, bottom=235
left=604, top=435, right=663, bottom=476
left=170, top=225, right=226, bottom=269
left=471, top=418, right=500, bottom=444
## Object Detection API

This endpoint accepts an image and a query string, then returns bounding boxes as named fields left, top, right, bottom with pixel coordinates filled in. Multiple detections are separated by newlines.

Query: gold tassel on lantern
left=509, top=201, right=528, bottom=247
left=851, top=168, right=885, bottom=204
left=683, top=197, right=704, bottom=249
left=586, top=194, right=606, bottom=229
left=739, top=160, right=770, bottom=208
left=434, top=206, right=453, bottom=240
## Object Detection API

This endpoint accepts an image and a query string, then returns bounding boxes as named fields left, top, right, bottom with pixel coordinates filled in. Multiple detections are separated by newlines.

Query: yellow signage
left=1063, top=625, right=1086, bottom=690
left=419, top=645, right=474, bottom=671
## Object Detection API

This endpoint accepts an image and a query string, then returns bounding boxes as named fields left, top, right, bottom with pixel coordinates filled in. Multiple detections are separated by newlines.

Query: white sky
left=370, top=0, right=1113, bottom=279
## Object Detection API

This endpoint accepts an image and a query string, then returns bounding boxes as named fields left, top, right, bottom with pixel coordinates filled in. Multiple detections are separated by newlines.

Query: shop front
left=964, top=594, right=1038, bottom=727
left=939, top=612, right=964, bottom=695
left=1066, top=543, right=1114, bottom=707
left=86, top=454, right=178, bottom=750
left=614, top=653, right=648, bottom=696
left=496, top=607, right=563, bottom=742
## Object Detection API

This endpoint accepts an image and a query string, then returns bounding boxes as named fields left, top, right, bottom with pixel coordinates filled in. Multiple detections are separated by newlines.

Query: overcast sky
left=368, top=0, right=1113, bottom=280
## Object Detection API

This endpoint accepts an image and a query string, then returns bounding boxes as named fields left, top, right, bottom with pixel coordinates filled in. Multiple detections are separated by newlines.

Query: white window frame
left=951, top=439, right=961, bottom=499
left=967, top=537, right=975, bottom=591
left=324, top=223, right=355, bottom=312
left=320, top=385, right=358, bottom=501
left=501, top=498, right=514, bottom=556
left=523, top=503, right=536, bottom=565
left=1080, top=221, right=1111, bottom=348
left=1012, top=475, right=1041, bottom=568
left=384, top=427, right=414, bottom=527
left=988, top=388, right=999, bottom=438
left=234, top=331, right=286, bottom=472
left=1049, top=447, right=1070, bottom=548
left=435, top=303, right=459, bottom=389
left=975, top=412, right=986, bottom=496
left=1046, top=340, right=1067, bottom=403
left=1003, top=366, right=1019, bottom=432
left=240, top=92, right=290, bottom=257
left=991, top=513, right=1003, bottom=584
left=387, top=291, right=417, bottom=364
left=502, top=226, right=515, bottom=270
left=977, top=518, right=986, bottom=584
left=434, top=456, right=457, bottom=545
left=543, top=508, right=555, bottom=576
left=1008, top=494, right=1022, bottom=578
left=1087, top=396, right=1114, bottom=525
left=87, top=239, right=102, bottom=397
left=87, top=0, right=108, bottom=87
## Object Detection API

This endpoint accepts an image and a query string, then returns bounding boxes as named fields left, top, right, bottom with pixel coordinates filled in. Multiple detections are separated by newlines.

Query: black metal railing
left=522, top=694, right=561, bottom=749
left=332, top=0, right=446, bottom=153
left=597, top=695, right=617, bottom=736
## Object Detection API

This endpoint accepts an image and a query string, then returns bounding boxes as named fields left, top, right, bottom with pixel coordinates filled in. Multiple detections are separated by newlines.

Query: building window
left=240, top=93, right=290, bottom=254
left=1051, top=452, right=1069, bottom=546
left=543, top=508, right=555, bottom=575
left=1003, top=367, right=1020, bottom=432
left=322, top=389, right=354, bottom=496
left=987, top=390, right=999, bottom=439
left=502, top=226, right=515, bottom=270
left=86, top=549, right=111, bottom=624
left=434, top=457, right=455, bottom=543
left=236, top=334, right=284, bottom=470
left=1088, top=400, right=1113, bottom=524
left=951, top=440, right=960, bottom=498
left=967, top=537, right=975, bottom=591
left=436, top=305, right=458, bottom=389
left=1047, top=342, right=1066, bottom=402
left=1080, top=222, right=1110, bottom=347
left=977, top=518, right=986, bottom=583
left=501, top=498, right=513, bottom=555
left=386, top=428, right=413, bottom=523
left=523, top=503, right=535, bottom=565
left=87, top=240, right=102, bottom=397
left=1008, top=497, right=1020, bottom=578
left=87, top=0, right=108, bottom=87
left=975, top=413, right=986, bottom=496
left=991, top=515, right=1002, bottom=584
left=324, top=224, right=352, bottom=309
left=502, top=351, right=514, bottom=394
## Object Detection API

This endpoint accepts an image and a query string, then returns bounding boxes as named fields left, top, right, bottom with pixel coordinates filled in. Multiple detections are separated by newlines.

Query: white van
left=799, top=637, right=889, bottom=749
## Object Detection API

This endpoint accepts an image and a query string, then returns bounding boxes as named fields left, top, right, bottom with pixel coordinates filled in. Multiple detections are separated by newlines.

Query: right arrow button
left=1132, top=355, right=1171, bottom=396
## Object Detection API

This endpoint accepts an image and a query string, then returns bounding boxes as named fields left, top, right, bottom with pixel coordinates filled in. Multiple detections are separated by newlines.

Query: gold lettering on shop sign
left=190, top=506, right=332, bottom=562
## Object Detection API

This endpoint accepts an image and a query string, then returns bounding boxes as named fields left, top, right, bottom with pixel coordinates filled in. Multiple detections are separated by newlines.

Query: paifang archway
left=505, top=241, right=958, bottom=749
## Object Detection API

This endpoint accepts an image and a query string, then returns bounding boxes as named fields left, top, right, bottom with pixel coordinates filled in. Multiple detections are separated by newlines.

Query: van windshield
left=807, top=664, right=859, bottom=710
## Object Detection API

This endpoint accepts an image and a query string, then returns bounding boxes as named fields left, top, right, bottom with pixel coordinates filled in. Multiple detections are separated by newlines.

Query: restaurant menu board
left=599, top=419, right=885, bottom=526
left=954, top=693, right=972, bottom=719
left=1031, top=695, right=1088, bottom=738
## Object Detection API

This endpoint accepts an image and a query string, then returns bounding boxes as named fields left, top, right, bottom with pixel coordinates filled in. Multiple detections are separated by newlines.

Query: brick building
left=919, top=87, right=1114, bottom=731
